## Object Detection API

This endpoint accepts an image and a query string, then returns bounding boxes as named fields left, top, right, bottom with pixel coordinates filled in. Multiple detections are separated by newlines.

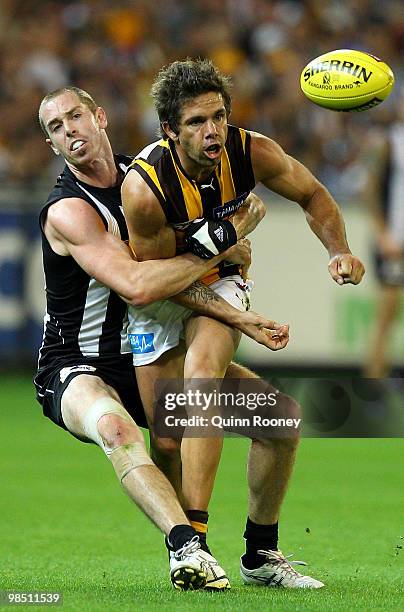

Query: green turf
left=1, top=375, right=403, bottom=610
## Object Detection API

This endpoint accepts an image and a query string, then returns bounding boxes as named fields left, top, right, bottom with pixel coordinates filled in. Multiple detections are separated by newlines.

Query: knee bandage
left=82, top=398, right=153, bottom=481
left=107, top=443, right=153, bottom=482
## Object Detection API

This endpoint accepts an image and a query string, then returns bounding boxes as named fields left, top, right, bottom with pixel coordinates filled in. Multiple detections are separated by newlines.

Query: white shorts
left=127, top=275, right=253, bottom=366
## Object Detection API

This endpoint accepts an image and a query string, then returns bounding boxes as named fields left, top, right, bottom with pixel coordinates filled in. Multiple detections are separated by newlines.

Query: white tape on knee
left=82, top=397, right=153, bottom=481
left=107, top=442, right=154, bottom=482
left=82, top=397, right=133, bottom=450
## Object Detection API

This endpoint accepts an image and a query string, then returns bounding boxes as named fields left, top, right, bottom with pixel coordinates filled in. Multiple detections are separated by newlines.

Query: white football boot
left=200, top=549, right=231, bottom=591
left=240, top=549, right=324, bottom=588
left=169, top=536, right=207, bottom=590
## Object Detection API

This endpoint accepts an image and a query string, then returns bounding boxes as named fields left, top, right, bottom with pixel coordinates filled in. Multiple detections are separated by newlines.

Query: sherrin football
left=300, top=49, right=394, bottom=111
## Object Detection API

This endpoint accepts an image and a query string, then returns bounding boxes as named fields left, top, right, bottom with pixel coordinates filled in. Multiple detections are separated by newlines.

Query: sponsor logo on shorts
left=128, top=333, right=155, bottom=354
left=60, top=365, right=97, bottom=383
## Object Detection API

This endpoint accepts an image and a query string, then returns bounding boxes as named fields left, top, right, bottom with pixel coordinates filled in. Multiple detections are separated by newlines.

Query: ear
left=46, top=138, right=60, bottom=156
left=96, top=106, right=108, bottom=129
left=162, top=121, right=178, bottom=141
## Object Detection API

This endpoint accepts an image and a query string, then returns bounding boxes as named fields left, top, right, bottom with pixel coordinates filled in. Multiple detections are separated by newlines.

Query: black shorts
left=374, top=250, right=404, bottom=286
left=35, top=355, right=148, bottom=436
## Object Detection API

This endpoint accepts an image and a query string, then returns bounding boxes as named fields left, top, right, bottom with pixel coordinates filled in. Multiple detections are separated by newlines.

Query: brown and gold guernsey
left=129, top=125, right=256, bottom=284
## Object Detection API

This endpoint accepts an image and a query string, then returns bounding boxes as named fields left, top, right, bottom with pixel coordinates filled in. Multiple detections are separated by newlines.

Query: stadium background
left=1, top=2, right=403, bottom=610
left=1, top=0, right=404, bottom=371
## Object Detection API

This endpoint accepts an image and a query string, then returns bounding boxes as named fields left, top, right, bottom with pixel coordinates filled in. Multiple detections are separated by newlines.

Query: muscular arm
left=231, top=192, right=266, bottom=238
left=121, top=168, right=287, bottom=348
left=122, top=170, right=249, bottom=310
left=172, top=281, right=290, bottom=351
left=122, top=170, right=265, bottom=260
left=121, top=169, right=177, bottom=260
left=44, top=197, right=236, bottom=307
left=250, top=131, right=365, bottom=284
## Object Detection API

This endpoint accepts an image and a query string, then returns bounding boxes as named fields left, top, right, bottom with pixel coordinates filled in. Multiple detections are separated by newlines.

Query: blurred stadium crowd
left=0, top=0, right=403, bottom=201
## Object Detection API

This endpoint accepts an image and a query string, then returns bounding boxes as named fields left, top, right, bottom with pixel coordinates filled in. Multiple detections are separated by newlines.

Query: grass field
left=1, top=374, right=403, bottom=611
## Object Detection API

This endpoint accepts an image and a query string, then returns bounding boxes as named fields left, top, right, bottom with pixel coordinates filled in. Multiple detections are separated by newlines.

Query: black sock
left=167, top=524, right=197, bottom=551
left=242, top=517, right=278, bottom=569
left=186, top=510, right=211, bottom=554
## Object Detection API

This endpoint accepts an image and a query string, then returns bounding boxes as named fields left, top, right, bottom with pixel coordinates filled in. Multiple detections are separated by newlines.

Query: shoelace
left=174, top=535, right=200, bottom=560
left=257, top=549, right=308, bottom=579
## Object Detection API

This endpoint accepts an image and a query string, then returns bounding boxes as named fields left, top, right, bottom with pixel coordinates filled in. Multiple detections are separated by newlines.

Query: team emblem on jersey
left=128, top=333, right=155, bottom=354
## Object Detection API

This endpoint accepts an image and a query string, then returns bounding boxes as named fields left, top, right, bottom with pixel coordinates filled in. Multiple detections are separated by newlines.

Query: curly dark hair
left=151, top=58, right=232, bottom=138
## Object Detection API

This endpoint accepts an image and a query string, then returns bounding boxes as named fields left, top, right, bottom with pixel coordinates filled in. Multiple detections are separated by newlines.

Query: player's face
left=172, top=92, right=228, bottom=175
left=40, top=92, right=107, bottom=166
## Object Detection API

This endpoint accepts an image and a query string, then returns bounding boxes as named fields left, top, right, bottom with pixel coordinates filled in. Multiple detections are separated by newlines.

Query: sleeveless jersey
left=129, top=125, right=256, bottom=284
left=34, top=154, right=133, bottom=399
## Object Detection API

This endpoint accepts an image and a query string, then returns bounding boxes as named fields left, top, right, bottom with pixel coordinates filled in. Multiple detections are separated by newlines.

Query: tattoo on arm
left=182, top=281, right=220, bottom=304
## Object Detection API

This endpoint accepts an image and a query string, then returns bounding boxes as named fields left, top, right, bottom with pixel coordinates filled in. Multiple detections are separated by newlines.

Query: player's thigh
left=184, top=315, right=241, bottom=377
left=135, top=343, right=185, bottom=427
left=61, top=373, right=122, bottom=439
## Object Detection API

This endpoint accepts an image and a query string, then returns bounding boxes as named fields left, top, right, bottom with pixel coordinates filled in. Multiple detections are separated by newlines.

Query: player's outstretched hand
left=328, top=253, right=365, bottom=285
left=234, top=311, right=290, bottom=351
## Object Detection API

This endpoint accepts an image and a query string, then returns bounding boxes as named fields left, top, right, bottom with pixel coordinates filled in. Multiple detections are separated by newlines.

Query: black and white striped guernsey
left=34, top=154, right=133, bottom=399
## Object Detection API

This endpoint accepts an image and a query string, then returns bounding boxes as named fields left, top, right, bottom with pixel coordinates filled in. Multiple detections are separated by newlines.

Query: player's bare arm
left=122, top=170, right=265, bottom=260
left=121, top=168, right=177, bottom=260
left=230, top=192, right=266, bottom=238
left=250, top=131, right=365, bottom=285
left=121, top=169, right=251, bottom=289
left=173, top=280, right=289, bottom=351
left=122, top=171, right=288, bottom=349
left=44, top=197, right=239, bottom=306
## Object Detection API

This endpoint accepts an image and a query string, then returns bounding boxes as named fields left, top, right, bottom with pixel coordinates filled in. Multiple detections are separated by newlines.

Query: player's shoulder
left=124, top=139, right=169, bottom=207
left=245, top=130, right=291, bottom=183
left=43, top=154, right=131, bottom=213
left=41, top=166, right=102, bottom=228
left=227, top=124, right=247, bottom=137
left=45, top=195, right=104, bottom=242
left=226, top=124, right=249, bottom=146
left=115, top=153, right=134, bottom=174
left=43, top=164, right=96, bottom=214
left=130, top=138, right=170, bottom=169
left=45, top=165, right=79, bottom=204
left=248, top=130, right=287, bottom=162
left=226, top=124, right=284, bottom=161
left=46, top=194, right=95, bottom=223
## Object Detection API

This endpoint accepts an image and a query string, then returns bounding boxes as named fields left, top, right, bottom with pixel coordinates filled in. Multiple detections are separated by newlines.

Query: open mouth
left=204, top=144, right=222, bottom=159
left=70, top=140, right=86, bottom=152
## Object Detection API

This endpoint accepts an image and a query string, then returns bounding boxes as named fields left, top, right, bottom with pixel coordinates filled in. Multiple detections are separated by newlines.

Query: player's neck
left=192, top=167, right=217, bottom=183
left=173, top=144, right=218, bottom=183
left=66, top=141, right=119, bottom=188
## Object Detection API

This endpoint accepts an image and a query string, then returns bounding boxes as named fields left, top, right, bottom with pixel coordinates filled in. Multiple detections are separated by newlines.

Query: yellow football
left=300, top=49, right=394, bottom=111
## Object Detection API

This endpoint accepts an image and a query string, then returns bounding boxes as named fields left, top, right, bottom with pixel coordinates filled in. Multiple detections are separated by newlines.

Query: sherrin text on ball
left=300, top=49, right=394, bottom=111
